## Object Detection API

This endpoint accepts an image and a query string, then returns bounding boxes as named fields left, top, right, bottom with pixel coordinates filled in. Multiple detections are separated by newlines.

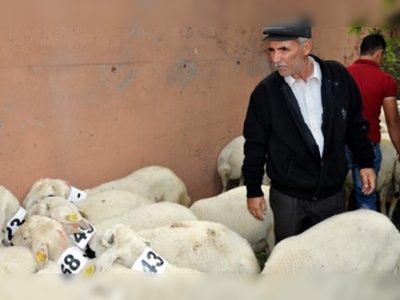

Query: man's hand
left=359, top=168, right=376, bottom=195
left=247, top=197, right=267, bottom=221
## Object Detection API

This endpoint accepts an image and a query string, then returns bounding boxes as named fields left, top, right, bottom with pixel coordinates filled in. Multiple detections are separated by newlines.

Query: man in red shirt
left=347, top=33, right=400, bottom=210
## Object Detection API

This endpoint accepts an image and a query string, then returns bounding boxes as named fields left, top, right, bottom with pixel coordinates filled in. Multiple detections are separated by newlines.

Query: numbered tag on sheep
left=5, top=207, right=27, bottom=245
left=131, top=247, right=168, bottom=274
left=68, top=186, right=87, bottom=203
left=69, top=223, right=96, bottom=250
left=58, top=246, right=90, bottom=274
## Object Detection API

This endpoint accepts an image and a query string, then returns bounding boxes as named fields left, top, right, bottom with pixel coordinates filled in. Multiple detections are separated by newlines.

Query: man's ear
left=32, top=240, right=49, bottom=269
left=302, top=39, right=313, bottom=55
left=374, top=49, right=385, bottom=64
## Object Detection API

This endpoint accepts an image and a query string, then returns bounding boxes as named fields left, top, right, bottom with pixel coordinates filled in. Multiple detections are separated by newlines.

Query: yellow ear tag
left=66, top=213, right=79, bottom=222
left=83, top=265, right=96, bottom=275
left=35, top=251, right=48, bottom=263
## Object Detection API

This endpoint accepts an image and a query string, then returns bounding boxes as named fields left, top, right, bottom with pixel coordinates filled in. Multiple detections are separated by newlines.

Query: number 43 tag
left=131, top=247, right=168, bottom=274
left=69, top=223, right=96, bottom=250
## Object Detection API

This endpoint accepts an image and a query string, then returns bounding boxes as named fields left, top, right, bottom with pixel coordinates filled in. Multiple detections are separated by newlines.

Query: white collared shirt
left=284, top=56, right=324, bottom=156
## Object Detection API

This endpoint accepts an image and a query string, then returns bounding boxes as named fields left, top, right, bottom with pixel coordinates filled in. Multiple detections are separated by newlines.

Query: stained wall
left=0, top=7, right=359, bottom=203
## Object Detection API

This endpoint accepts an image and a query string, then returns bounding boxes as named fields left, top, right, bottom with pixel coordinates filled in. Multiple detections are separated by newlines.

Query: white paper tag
left=69, top=223, right=96, bottom=250
left=5, top=207, right=27, bottom=244
left=58, top=246, right=90, bottom=274
left=68, top=186, right=87, bottom=202
left=131, top=247, right=168, bottom=274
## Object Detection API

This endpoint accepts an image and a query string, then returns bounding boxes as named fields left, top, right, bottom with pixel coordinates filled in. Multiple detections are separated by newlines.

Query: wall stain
left=246, top=57, right=272, bottom=77
left=167, top=60, right=198, bottom=86
left=119, top=68, right=135, bottom=92
left=20, top=119, right=44, bottom=128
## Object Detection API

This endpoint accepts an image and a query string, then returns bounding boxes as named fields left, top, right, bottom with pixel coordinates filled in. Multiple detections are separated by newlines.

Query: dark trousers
left=270, top=187, right=346, bottom=244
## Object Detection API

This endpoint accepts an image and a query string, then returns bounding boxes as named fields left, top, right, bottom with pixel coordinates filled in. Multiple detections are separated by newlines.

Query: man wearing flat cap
left=242, top=23, right=376, bottom=244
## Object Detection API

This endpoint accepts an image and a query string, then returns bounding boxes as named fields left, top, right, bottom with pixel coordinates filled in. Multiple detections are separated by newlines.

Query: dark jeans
left=270, top=187, right=346, bottom=244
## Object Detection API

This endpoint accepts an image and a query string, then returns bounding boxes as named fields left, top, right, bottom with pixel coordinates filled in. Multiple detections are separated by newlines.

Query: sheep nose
left=85, top=244, right=96, bottom=259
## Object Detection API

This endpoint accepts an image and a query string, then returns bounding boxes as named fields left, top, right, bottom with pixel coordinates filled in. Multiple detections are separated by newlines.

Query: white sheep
left=73, top=190, right=154, bottom=224
left=90, top=224, right=202, bottom=274
left=190, top=185, right=274, bottom=253
left=0, top=246, right=40, bottom=274
left=89, top=220, right=260, bottom=274
left=22, top=178, right=72, bottom=210
left=261, top=209, right=400, bottom=273
left=0, top=215, right=80, bottom=273
left=88, top=202, right=198, bottom=244
left=9, top=215, right=130, bottom=275
left=0, top=186, right=26, bottom=245
left=85, top=165, right=191, bottom=206
left=11, top=215, right=76, bottom=270
left=391, top=160, right=400, bottom=220
left=344, top=136, right=397, bottom=217
left=23, top=165, right=191, bottom=210
left=217, top=135, right=270, bottom=192
left=26, top=196, right=90, bottom=233
left=217, top=136, right=246, bottom=192
left=377, top=137, right=397, bottom=218
left=22, top=180, right=155, bottom=225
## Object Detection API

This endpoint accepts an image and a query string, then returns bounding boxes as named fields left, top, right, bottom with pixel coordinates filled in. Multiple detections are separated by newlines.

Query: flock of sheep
left=2, top=125, right=400, bottom=281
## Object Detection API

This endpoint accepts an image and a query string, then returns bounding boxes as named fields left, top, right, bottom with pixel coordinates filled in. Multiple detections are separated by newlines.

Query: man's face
left=267, top=39, right=312, bottom=78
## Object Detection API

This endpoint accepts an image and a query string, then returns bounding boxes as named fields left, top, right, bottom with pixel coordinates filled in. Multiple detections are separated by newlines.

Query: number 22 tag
left=5, top=207, right=27, bottom=244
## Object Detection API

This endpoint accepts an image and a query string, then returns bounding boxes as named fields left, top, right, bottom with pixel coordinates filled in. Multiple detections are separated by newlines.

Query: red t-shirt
left=347, top=59, right=398, bottom=143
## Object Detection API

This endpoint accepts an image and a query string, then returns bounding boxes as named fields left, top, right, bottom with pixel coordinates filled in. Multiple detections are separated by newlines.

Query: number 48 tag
left=58, top=246, right=89, bottom=274
left=131, top=247, right=168, bottom=274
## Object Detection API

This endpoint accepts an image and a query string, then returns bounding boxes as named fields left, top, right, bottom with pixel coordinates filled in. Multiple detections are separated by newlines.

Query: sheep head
left=25, top=196, right=90, bottom=234
left=11, top=215, right=72, bottom=269
left=91, top=224, right=150, bottom=272
left=23, top=178, right=71, bottom=210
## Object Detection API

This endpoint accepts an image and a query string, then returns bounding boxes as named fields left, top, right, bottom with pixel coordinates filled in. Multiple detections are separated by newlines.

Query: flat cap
left=262, top=18, right=312, bottom=41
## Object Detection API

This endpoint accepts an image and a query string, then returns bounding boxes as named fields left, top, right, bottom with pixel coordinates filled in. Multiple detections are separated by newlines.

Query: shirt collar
left=353, top=58, right=380, bottom=68
left=284, top=56, right=322, bottom=86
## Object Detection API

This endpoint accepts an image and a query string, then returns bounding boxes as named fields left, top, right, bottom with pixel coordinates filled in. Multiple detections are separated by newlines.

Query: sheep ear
left=140, top=236, right=151, bottom=248
left=101, top=231, right=115, bottom=248
left=77, top=218, right=91, bottom=230
left=32, top=240, right=49, bottom=269
left=61, top=223, right=85, bottom=235
left=78, top=209, right=89, bottom=220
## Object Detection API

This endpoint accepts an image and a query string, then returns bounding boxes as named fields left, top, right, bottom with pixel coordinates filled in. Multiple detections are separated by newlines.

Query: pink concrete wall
left=0, top=25, right=274, bottom=203
left=312, top=27, right=361, bottom=66
left=0, top=22, right=357, bottom=203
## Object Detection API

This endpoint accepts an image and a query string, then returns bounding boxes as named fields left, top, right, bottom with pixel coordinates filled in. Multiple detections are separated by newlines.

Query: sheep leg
left=344, top=187, right=352, bottom=211
left=388, top=196, right=399, bottom=220
left=389, top=183, right=400, bottom=220
left=221, top=176, right=229, bottom=193
left=379, top=186, right=388, bottom=216
left=239, top=175, right=244, bottom=187
left=266, top=225, right=275, bottom=253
